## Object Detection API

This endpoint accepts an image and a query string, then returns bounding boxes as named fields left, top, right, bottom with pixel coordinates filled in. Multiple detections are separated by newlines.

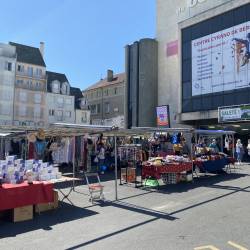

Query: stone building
left=82, top=70, right=125, bottom=127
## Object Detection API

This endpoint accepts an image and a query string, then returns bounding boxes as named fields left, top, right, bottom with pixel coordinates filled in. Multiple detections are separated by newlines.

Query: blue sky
left=1, top=0, right=155, bottom=90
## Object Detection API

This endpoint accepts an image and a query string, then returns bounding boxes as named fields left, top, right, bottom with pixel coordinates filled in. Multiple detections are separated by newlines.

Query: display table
left=194, top=157, right=235, bottom=173
left=142, top=162, right=192, bottom=180
left=0, top=181, right=54, bottom=211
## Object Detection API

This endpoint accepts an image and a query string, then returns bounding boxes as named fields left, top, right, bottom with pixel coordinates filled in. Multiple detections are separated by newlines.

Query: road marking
left=228, top=241, right=249, bottom=250
left=194, top=245, right=220, bottom=250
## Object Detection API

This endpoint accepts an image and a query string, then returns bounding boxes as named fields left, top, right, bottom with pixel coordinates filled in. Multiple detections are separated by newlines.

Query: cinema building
left=157, top=0, right=250, bottom=132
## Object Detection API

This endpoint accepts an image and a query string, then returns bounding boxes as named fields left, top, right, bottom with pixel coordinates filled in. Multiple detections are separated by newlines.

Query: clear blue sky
left=1, top=0, right=155, bottom=90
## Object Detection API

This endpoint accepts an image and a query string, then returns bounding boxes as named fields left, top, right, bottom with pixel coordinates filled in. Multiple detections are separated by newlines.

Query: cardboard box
left=35, top=191, right=58, bottom=213
left=13, top=205, right=33, bottom=222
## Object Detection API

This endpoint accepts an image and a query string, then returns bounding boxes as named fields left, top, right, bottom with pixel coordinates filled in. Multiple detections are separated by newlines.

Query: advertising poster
left=156, top=105, right=170, bottom=127
left=192, top=21, right=250, bottom=96
left=218, top=104, right=250, bottom=123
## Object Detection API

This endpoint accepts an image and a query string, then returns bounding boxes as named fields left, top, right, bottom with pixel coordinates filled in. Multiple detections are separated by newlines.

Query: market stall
left=0, top=124, right=114, bottom=221
left=193, top=130, right=235, bottom=174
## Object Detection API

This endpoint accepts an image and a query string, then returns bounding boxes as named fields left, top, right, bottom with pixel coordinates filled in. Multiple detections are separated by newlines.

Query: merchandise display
left=142, top=155, right=193, bottom=182
left=0, top=155, right=62, bottom=184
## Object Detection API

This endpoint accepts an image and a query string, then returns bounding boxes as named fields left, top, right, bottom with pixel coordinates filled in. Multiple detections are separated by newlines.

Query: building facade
left=125, top=38, right=158, bottom=128
left=157, top=0, right=250, bottom=128
left=82, top=70, right=125, bottom=127
left=0, top=43, right=16, bottom=125
left=10, top=42, right=47, bottom=127
left=46, top=71, right=75, bottom=124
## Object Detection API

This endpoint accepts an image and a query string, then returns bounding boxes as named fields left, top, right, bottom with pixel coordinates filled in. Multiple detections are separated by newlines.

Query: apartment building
left=46, top=71, right=75, bottom=124
left=82, top=70, right=125, bottom=127
left=0, top=43, right=16, bottom=125
left=10, top=42, right=47, bottom=127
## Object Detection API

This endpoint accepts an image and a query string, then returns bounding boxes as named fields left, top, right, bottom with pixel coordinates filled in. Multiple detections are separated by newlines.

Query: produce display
left=0, top=155, right=62, bottom=184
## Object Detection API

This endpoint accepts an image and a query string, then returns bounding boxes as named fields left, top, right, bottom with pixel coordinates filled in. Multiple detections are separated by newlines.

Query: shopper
left=236, top=139, right=243, bottom=165
left=97, top=142, right=105, bottom=174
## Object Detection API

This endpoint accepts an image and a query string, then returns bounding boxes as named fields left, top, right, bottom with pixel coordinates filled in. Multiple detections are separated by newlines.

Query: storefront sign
left=192, top=20, right=250, bottom=96
left=218, top=104, right=250, bottom=123
left=156, top=105, right=170, bottom=127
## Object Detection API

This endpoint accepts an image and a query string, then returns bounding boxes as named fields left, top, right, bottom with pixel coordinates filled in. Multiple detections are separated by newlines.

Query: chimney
left=39, top=42, right=45, bottom=58
left=107, top=69, right=113, bottom=82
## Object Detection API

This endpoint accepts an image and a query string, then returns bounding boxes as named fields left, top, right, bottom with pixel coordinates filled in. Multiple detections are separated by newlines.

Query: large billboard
left=192, top=20, right=250, bottom=96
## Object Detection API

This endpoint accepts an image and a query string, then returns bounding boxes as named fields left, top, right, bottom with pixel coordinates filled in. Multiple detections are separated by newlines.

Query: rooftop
left=9, top=42, right=46, bottom=67
left=83, top=72, right=125, bottom=92
left=46, top=71, right=69, bottom=93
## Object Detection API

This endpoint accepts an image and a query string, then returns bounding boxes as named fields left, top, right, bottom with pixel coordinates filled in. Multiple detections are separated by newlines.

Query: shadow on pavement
left=0, top=202, right=98, bottom=239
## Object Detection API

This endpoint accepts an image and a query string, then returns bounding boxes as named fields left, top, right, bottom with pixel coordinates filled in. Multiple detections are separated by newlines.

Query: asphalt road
left=1, top=164, right=250, bottom=250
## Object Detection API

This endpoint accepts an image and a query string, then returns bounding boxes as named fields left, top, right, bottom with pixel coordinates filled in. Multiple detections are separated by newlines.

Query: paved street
left=1, top=165, right=250, bottom=250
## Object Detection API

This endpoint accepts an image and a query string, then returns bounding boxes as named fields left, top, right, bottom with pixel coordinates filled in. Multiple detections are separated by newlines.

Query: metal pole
left=232, top=135, right=235, bottom=158
left=114, top=135, right=118, bottom=200
left=191, top=132, right=194, bottom=182
left=73, top=136, right=76, bottom=190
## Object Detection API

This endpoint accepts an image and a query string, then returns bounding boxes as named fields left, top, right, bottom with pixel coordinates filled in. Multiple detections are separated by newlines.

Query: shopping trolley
left=84, top=172, right=105, bottom=203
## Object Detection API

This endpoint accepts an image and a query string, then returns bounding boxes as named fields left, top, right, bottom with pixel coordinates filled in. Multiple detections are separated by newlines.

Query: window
left=2, top=91, right=12, bottom=101
left=114, top=87, right=118, bottom=95
left=16, top=79, right=24, bottom=86
left=35, top=68, right=42, bottom=77
left=34, top=105, right=41, bottom=118
left=18, top=106, right=26, bottom=116
left=52, top=80, right=60, bottom=93
left=34, top=93, right=42, bottom=104
left=114, top=107, right=119, bottom=112
left=65, top=98, right=72, bottom=105
left=35, top=82, right=41, bottom=90
left=90, top=105, right=97, bottom=114
left=5, top=62, right=12, bottom=71
left=61, top=82, right=68, bottom=95
left=19, top=91, right=27, bottom=102
left=97, top=104, right=101, bottom=113
left=27, top=67, right=33, bottom=77
left=65, top=111, right=71, bottom=118
left=49, top=109, right=55, bottom=116
left=104, top=89, right=109, bottom=96
left=105, top=102, right=110, bottom=113
left=17, top=64, right=24, bottom=72
left=57, top=97, right=63, bottom=104
left=57, top=110, right=63, bottom=117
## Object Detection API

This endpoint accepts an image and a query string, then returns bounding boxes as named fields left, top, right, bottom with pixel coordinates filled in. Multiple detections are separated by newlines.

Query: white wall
left=0, top=43, right=16, bottom=125
left=75, top=109, right=90, bottom=125
left=46, top=93, right=75, bottom=124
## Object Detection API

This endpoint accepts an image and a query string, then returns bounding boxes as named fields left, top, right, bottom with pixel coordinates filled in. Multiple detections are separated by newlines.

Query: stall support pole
left=114, top=135, right=118, bottom=201
left=73, top=136, right=76, bottom=190
left=191, top=133, right=194, bottom=183
left=232, top=135, right=235, bottom=158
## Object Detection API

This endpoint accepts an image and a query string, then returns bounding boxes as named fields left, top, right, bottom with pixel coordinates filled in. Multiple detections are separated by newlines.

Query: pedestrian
left=97, top=142, right=105, bottom=174
left=236, top=139, right=243, bottom=165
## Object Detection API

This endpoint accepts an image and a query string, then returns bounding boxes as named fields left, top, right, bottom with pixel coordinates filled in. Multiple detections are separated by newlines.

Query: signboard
left=218, top=104, right=250, bottom=123
left=192, top=20, right=250, bottom=96
left=156, top=105, right=170, bottom=127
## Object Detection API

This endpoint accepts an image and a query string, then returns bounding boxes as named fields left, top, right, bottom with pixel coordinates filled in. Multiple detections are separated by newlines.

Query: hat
left=27, top=133, right=37, bottom=143
left=36, top=128, right=45, bottom=141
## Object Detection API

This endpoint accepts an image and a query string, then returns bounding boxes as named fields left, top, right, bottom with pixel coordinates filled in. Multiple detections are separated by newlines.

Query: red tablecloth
left=0, top=181, right=54, bottom=211
left=142, top=162, right=192, bottom=179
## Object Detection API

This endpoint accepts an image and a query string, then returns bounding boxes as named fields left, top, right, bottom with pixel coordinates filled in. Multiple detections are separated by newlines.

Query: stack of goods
left=0, top=155, right=62, bottom=184
left=145, top=155, right=191, bottom=166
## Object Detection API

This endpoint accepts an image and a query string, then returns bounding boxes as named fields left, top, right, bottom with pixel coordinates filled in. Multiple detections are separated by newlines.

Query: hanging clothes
left=34, top=140, right=47, bottom=160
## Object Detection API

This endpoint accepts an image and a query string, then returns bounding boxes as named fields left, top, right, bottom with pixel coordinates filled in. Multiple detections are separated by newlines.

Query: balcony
left=16, top=71, right=46, bottom=80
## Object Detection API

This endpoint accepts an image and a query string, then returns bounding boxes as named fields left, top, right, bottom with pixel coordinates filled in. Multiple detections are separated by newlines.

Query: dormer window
left=61, top=82, right=69, bottom=95
left=51, top=80, right=60, bottom=93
